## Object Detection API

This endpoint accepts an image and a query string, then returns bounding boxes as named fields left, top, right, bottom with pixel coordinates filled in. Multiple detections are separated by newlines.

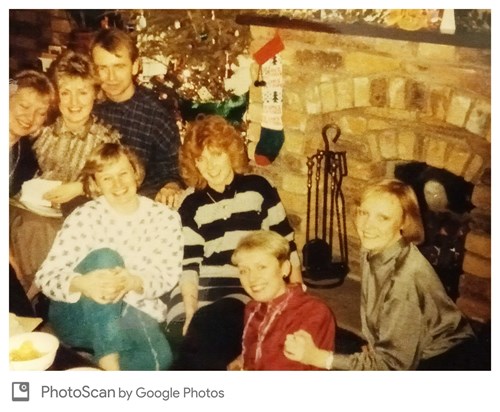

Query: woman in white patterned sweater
left=164, top=115, right=302, bottom=370
left=35, top=143, right=183, bottom=370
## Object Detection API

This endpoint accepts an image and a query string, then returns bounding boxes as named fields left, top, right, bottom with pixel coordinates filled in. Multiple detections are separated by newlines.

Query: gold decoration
left=385, top=9, right=438, bottom=31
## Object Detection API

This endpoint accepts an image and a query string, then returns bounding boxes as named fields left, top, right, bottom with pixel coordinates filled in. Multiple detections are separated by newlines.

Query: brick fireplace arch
left=246, top=26, right=490, bottom=323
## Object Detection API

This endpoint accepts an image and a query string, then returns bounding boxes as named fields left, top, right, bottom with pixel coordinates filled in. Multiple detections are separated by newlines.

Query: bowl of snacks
left=9, top=332, right=59, bottom=371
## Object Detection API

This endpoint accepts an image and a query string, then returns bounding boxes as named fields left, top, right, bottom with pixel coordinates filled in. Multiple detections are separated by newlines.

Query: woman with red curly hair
left=164, top=115, right=303, bottom=370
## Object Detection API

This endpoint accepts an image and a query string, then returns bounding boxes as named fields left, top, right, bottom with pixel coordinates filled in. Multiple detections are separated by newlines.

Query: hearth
left=395, top=162, right=474, bottom=300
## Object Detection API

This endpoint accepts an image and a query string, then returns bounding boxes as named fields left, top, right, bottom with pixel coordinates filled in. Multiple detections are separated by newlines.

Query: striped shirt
left=165, top=173, right=299, bottom=323
left=93, top=86, right=181, bottom=195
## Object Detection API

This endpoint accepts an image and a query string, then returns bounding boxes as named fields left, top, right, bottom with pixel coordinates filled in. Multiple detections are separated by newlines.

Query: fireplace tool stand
left=302, top=123, right=349, bottom=288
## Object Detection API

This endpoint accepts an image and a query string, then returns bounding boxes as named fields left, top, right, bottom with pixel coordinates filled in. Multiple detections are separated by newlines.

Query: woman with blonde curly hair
left=9, top=69, right=56, bottom=197
left=164, top=115, right=303, bottom=370
left=34, top=49, right=121, bottom=205
left=9, top=69, right=56, bottom=315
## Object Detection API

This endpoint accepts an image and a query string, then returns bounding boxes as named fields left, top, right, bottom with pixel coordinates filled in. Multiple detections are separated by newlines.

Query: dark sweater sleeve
left=10, top=138, right=39, bottom=197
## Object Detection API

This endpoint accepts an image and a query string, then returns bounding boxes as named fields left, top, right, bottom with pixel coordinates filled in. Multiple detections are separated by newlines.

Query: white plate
left=20, top=200, right=62, bottom=218
left=19, top=178, right=63, bottom=216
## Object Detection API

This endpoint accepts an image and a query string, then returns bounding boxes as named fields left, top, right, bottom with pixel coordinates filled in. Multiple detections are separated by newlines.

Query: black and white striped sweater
left=164, top=173, right=299, bottom=323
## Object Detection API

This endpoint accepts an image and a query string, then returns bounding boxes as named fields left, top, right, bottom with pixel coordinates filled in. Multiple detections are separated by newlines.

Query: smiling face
left=356, top=192, right=404, bottom=254
left=9, top=87, right=51, bottom=141
left=195, top=146, right=235, bottom=192
left=94, top=154, right=139, bottom=214
left=92, top=45, right=138, bottom=103
left=57, top=76, right=96, bottom=130
left=235, top=248, right=290, bottom=303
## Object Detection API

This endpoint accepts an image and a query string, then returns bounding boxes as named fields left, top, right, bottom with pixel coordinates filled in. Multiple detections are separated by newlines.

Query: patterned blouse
left=33, top=114, right=121, bottom=182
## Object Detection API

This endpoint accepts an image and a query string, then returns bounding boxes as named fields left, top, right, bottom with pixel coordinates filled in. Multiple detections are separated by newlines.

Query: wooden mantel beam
left=236, top=14, right=490, bottom=50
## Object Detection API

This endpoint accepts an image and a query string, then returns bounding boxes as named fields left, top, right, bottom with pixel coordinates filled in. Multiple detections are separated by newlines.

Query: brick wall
left=246, top=26, right=491, bottom=323
left=9, top=10, right=52, bottom=74
left=10, top=10, right=74, bottom=75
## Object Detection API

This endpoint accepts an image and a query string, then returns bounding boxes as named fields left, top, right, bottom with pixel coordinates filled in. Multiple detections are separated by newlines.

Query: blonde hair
left=79, top=143, right=145, bottom=198
left=49, top=50, right=99, bottom=93
left=11, top=69, right=56, bottom=100
left=180, top=115, right=249, bottom=189
left=359, top=179, right=425, bottom=244
left=232, top=230, right=290, bottom=266
left=10, top=70, right=57, bottom=125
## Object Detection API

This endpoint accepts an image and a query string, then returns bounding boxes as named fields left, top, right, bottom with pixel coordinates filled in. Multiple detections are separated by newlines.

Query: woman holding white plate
left=11, top=50, right=120, bottom=287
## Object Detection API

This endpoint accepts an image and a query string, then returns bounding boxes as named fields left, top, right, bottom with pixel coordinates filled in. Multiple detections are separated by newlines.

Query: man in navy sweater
left=91, top=28, right=183, bottom=207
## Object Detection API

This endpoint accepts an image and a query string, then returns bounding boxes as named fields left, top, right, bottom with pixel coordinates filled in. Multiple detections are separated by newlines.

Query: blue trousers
left=49, top=248, right=173, bottom=370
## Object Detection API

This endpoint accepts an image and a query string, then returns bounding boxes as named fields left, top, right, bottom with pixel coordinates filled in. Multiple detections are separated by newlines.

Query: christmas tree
left=123, top=9, right=251, bottom=102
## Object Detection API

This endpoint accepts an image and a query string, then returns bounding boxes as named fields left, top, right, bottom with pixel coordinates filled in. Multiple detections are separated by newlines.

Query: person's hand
left=180, top=278, right=198, bottom=336
left=155, top=182, right=183, bottom=208
left=43, top=182, right=83, bottom=205
left=284, top=329, right=324, bottom=367
left=284, top=330, right=313, bottom=362
left=108, top=267, right=144, bottom=303
left=70, top=267, right=128, bottom=304
left=227, top=354, right=244, bottom=371
left=289, top=263, right=304, bottom=285
left=182, top=312, right=194, bottom=336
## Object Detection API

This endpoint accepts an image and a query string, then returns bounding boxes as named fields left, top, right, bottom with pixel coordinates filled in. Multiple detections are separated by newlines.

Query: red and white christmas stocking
left=253, top=33, right=285, bottom=166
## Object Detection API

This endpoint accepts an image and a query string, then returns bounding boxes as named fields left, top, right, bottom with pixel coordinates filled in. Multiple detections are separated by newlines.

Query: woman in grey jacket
left=284, top=179, right=476, bottom=370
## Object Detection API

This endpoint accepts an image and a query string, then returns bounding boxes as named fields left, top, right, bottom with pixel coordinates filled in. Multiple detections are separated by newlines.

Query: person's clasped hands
left=70, top=267, right=143, bottom=305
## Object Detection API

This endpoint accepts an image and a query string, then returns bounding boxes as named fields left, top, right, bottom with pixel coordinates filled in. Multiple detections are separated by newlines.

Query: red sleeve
left=298, top=297, right=336, bottom=352
left=243, top=291, right=336, bottom=370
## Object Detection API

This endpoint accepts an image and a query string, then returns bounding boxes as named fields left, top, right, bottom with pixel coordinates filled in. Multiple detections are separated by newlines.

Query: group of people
left=10, top=27, right=478, bottom=371
left=9, top=28, right=182, bottom=370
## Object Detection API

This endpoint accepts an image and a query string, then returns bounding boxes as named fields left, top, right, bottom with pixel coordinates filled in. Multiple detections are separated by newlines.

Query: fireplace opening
left=394, top=162, right=475, bottom=301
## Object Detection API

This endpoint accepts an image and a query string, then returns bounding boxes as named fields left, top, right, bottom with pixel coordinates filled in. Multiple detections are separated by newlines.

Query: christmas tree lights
left=124, top=9, right=251, bottom=102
